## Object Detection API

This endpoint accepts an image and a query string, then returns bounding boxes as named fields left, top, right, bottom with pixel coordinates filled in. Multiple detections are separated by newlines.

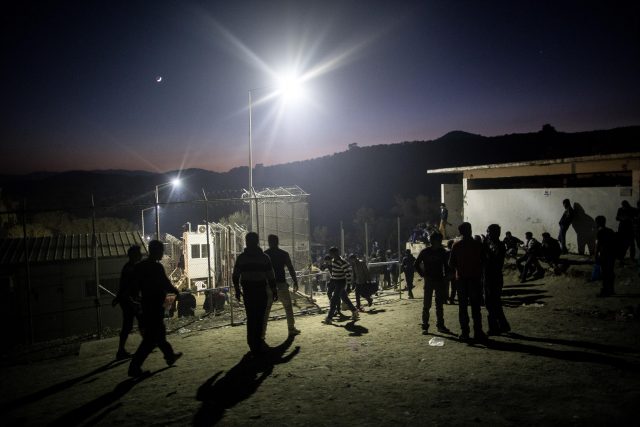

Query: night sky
left=1, top=0, right=639, bottom=174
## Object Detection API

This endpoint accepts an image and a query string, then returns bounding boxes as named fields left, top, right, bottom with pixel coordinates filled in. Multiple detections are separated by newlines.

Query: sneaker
left=288, top=328, right=301, bottom=336
left=366, top=297, right=373, bottom=307
left=321, top=318, right=332, bottom=325
left=357, top=307, right=365, bottom=313
left=351, top=311, right=359, bottom=321
left=116, top=350, right=131, bottom=360
left=166, top=352, right=183, bottom=366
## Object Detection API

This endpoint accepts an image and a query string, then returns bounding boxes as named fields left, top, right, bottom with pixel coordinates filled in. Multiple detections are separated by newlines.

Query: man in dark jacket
left=540, top=232, right=562, bottom=268
left=232, top=232, right=277, bottom=356
left=558, top=198, right=574, bottom=254
left=503, top=231, right=523, bottom=259
left=483, top=224, right=510, bottom=335
left=264, top=234, right=300, bottom=337
left=128, top=240, right=182, bottom=377
left=449, top=222, right=486, bottom=341
left=414, top=232, right=450, bottom=334
left=595, top=216, right=617, bottom=297
left=402, top=249, right=416, bottom=299
left=113, top=245, right=143, bottom=360
left=616, top=200, right=636, bottom=262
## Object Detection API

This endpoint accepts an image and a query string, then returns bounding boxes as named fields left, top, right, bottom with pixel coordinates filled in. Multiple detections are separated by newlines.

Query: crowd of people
left=111, top=198, right=640, bottom=372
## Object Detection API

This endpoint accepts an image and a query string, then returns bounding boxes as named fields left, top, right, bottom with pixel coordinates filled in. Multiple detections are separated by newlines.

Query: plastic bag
left=428, top=337, right=445, bottom=347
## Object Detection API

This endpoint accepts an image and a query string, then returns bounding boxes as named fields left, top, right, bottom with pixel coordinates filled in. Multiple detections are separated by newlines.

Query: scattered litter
left=177, top=328, right=191, bottom=334
left=522, top=302, right=545, bottom=307
left=428, top=337, right=445, bottom=347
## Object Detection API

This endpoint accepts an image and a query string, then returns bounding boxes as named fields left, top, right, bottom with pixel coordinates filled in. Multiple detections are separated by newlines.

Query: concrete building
left=0, top=232, right=147, bottom=343
left=428, top=152, right=640, bottom=254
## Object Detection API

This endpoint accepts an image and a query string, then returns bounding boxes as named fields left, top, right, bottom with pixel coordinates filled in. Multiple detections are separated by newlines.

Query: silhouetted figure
left=382, top=251, right=392, bottom=289
left=128, top=240, right=182, bottom=377
left=348, top=254, right=373, bottom=310
left=439, top=203, right=450, bottom=238
left=483, top=224, right=510, bottom=335
left=178, top=288, right=196, bottom=317
left=616, top=200, right=635, bottom=262
left=503, top=231, right=523, bottom=259
left=402, top=249, right=416, bottom=298
left=264, top=234, right=300, bottom=337
left=558, top=198, right=574, bottom=254
left=322, top=247, right=358, bottom=324
left=634, top=200, right=640, bottom=261
left=446, top=239, right=457, bottom=304
left=415, top=232, right=451, bottom=335
left=232, top=232, right=277, bottom=356
left=571, top=202, right=596, bottom=256
left=113, top=245, right=143, bottom=360
left=517, top=232, right=544, bottom=283
left=449, top=222, right=485, bottom=341
left=540, top=232, right=562, bottom=268
left=203, top=288, right=225, bottom=313
left=595, top=216, right=616, bottom=297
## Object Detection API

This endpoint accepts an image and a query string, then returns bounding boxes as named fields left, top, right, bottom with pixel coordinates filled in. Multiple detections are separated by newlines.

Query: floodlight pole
left=155, top=185, right=160, bottom=240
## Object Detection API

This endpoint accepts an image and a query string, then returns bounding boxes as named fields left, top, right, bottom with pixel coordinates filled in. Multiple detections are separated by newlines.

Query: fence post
left=397, top=216, right=402, bottom=300
left=91, top=194, right=103, bottom=339
left=340, top=221, right=345, bottom=255
left=21, top=199, right=34, bottom=345
left=228, top=226, right=234, bottom=326
left=202, top=191, right=214, bottom=315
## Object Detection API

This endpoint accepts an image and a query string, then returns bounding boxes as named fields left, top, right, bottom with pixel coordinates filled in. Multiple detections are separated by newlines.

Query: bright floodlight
left=277, top=73, right=303, bottom=102
left=171, top=178, right=181, bottom=187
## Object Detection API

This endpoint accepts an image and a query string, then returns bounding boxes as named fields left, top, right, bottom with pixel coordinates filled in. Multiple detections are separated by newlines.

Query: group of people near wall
left=112, top=197, right=640, bottom=373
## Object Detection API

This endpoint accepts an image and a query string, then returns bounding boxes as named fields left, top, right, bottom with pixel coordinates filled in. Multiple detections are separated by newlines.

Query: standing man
left=616, top=200, right=636, bottom=262
left=414, top=233, right=451, bottom=335
left=439, top=203, right=450, bottom=239
left=232, top=232, right=278, bottom=356
left=595, top=216, right=616, bottom=297
left=448, top=222, right=486, bottom=341
left=558, top=198, right=574, bottom=254
left=322, top=247, right=358, bottom=324
left=402, top=249, right=416, bottom=299
left=128, top=240, right=182, bottom=377
left=348, top=254, right=373, bottom=311
left=113, top=245, right=143, bottom=360
left=483, top=224, right=511, bottom=335
left=264, top=234, right=301, bottom=337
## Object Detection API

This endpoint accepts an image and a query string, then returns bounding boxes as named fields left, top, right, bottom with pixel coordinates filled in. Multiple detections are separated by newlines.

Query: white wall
left=464, top=186, right=632, bottom=255
left=442, top=183, right=464, bottom=227
left=183, top=230, right=215, bottom=281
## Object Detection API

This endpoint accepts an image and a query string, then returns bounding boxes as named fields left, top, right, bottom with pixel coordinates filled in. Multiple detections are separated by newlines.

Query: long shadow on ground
left=506, top=332, right=639, bottom=354
left=193, top=336, right=300, bottom=426
left=48, top=367, right=170, bottom=427
left=1, top=359, right=129, bottom=412
left=502, top=285, right=550, bottom=307
left=483, top=339, right=639, bottom=371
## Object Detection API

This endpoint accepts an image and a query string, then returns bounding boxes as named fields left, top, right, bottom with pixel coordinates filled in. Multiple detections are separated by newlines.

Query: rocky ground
left=2, top=259, right=640, bottom=426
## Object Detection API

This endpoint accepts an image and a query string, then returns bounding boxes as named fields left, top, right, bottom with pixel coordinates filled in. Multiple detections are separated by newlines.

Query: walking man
left=558, top=198, right=574, bottom=254
left=113, top=245, right=143, bottom=360
left=322, top=247, right=358, bottom=324
left=402, top=249, right=416, bottom=299
left=483, top=224, right=511, bottom=335
left=414, top=232, right=451, bottom=335
left=232, top=232, right=278, bottom=356
left=264, top=234, right=301, bottom=337
left=449, top=222, right=486, bottom=341
left=128, top=240, right=182, bottom=377
left=348, top=253, right=374, bottom=311
left=439, top=203, right=450, bottom=239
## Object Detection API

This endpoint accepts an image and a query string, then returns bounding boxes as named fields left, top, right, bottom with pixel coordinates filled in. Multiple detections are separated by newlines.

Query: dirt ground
left=2, top=259, right=640, bottom=426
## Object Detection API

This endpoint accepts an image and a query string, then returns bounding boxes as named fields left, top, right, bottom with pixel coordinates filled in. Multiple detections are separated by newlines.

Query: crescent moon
left=156, top=76, right=163, bottom=83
